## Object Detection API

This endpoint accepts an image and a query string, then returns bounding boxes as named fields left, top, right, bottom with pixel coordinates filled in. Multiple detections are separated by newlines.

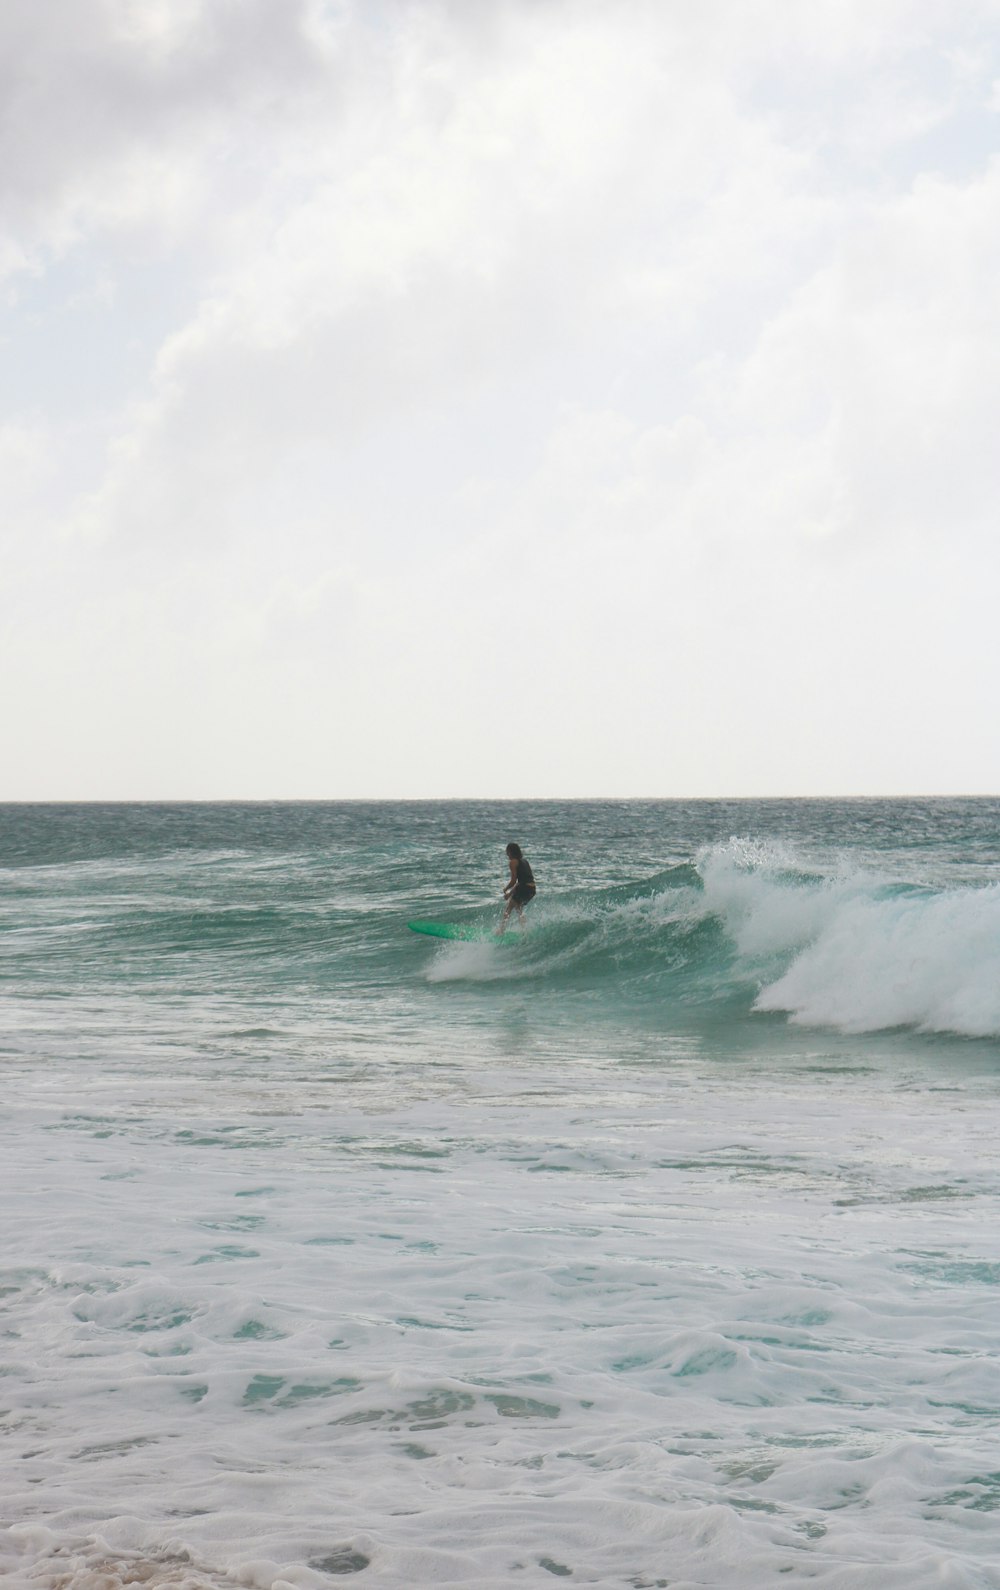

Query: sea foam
left=699, top=840, right=1000, bottom=1037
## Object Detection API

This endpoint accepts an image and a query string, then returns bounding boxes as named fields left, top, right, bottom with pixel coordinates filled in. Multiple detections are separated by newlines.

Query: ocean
left=2, top=798, right=999, bottom=1589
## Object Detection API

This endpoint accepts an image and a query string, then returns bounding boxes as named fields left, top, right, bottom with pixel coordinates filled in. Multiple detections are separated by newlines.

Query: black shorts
left=510, top=886, right=536, bottom=907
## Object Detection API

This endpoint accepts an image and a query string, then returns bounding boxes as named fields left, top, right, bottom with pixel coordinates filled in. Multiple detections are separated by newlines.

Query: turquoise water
left=2, top=800, right=999, bottom=1588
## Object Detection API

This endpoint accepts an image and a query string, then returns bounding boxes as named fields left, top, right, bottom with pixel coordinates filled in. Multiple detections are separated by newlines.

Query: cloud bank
left=3, top=0, right=999, bottom=796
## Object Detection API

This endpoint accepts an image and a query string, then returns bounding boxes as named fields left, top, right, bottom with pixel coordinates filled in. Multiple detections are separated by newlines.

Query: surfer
left=500, top=842, right=536, bottom=932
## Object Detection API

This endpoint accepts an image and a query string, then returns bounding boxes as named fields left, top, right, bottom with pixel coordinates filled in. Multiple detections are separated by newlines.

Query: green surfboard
left=407, top=920, right=518, bottom=944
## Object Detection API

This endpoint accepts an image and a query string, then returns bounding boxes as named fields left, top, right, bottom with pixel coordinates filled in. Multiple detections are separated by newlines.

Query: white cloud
left=2, top=0, right=1000, bottom=796
left=0, top=0, right=326, bottom=271
left=0, top=421, right=48, bottom=509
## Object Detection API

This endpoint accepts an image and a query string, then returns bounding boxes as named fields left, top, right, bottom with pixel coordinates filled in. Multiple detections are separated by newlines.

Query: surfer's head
left=506, top=843, right=522, bottom=860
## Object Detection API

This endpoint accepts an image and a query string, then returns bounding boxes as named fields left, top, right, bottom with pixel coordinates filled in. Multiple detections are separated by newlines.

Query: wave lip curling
left=696, top=838, right=1000, bottom=1038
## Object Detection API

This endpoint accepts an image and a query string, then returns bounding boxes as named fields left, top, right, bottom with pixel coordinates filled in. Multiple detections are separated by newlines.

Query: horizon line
left=1, top=792, right=998, bottom=806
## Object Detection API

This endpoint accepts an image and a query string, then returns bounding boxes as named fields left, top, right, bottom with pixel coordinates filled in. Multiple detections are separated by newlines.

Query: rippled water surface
left=2, top=800, right=999, bottom=1588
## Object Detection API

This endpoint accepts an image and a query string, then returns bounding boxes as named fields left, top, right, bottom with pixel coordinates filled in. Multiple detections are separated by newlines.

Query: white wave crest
left=699, top=842, right=1000, bottom=1038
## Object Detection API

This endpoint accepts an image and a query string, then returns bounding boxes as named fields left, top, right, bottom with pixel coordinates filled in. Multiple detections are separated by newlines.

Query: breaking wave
left=427, top=840, right=1000, bottom=1040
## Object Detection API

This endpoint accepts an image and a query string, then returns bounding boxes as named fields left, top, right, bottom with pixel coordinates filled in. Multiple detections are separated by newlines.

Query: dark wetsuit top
left=511, top=856, right=536, bottom=905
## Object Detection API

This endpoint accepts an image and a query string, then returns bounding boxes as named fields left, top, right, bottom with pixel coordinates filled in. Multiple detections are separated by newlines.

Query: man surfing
left=500, top=842, right=536, bottom=932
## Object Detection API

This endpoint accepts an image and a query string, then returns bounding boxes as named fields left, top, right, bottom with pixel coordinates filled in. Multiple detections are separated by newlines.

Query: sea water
left=1, top=799, right=999, bottom=1590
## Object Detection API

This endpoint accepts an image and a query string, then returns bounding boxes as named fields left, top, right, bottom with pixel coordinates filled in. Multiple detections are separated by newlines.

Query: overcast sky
left=3, top=0, right=999, bottom=799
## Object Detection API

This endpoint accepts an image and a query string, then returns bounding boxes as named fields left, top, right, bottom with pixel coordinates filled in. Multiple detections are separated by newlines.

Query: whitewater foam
left=755, top=882, right=1000, bottom=1037
left=698, top=839, right=1000, bottom=1037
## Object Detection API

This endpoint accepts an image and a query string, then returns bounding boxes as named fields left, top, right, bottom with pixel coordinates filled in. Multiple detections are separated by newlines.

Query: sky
left=3, top=0, right=1000, bottom=800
